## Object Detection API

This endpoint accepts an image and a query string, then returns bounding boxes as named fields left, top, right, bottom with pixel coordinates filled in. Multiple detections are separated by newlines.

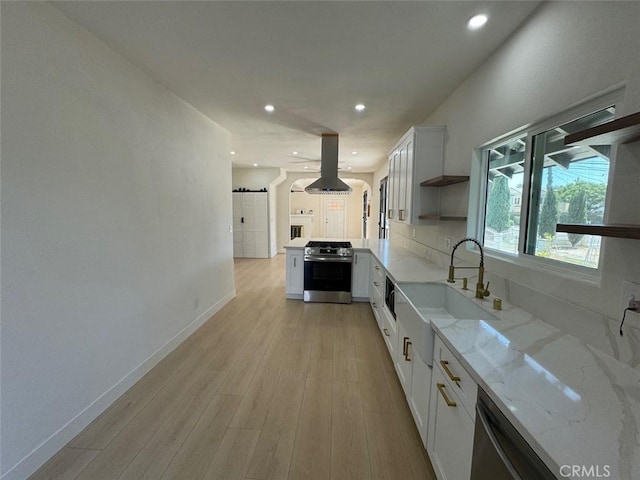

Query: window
left=483, top=135, right=526, bottom=255
left=476, top=98, right=618, bottom=273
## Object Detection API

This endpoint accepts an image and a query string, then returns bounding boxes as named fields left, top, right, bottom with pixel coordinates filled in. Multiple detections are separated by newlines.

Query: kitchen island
left=285, top=237, right=640, bottom=479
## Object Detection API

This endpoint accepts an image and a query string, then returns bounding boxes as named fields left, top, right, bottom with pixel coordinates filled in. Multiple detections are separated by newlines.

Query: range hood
left=305, top=133, right=352, bottom=194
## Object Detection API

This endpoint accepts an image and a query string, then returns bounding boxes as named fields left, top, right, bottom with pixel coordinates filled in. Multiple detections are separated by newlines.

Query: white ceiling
left=53, top=0, right=542, bottom=173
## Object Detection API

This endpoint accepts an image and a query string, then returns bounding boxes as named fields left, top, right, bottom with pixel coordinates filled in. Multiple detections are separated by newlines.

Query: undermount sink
left=395, top=282, right=499, bottom=365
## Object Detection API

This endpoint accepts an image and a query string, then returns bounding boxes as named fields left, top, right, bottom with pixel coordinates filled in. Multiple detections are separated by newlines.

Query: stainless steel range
left=303, top=241, right=353, bottom=303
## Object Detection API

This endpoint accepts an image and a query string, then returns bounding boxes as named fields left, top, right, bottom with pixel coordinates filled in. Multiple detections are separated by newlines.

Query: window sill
left=481, top=247, right=602, bottom=287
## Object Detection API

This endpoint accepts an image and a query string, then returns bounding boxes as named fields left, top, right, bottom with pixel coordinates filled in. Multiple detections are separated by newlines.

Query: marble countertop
left=284, top=238, right=448, bottom=283
left=286, top=238, right=640, bottom=477
left=430, top=296, right=640, bottom=479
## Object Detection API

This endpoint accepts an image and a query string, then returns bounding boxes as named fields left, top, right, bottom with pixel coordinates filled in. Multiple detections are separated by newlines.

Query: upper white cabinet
left=387, top=126, right=445, bottom=225
left=233, top=192, right=269, bottom=258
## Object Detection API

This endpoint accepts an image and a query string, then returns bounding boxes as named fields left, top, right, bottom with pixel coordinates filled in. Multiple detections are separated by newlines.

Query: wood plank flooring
left=29, top=255, right=436, bottom=480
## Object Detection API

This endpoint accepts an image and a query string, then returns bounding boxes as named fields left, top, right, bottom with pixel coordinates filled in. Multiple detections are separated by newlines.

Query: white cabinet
left=232, top=192, right=269, bottom=258
left=369, top=257, right=385, bottom=330
left=395, top=321, right=413, bottom=397
left=285, top=249, right=304, bottom=298
left=369, top=257, right=398, bottom=362
left=387, top=126, right=445, bottom=225
left=409, top=354, right=431, bottom=447
left=395, top=295, right=432, bottom=448
left=427, top=335, right=476, bottom=480
left=352, top=251, right=370, bottom=301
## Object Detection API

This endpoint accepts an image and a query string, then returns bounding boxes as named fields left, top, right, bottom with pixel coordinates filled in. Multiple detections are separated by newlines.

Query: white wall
left=275, top=172, right=374, bottom=250
left=1, top=3, right=235, bottom=478
left=391, top=1, right=640, bottom=363
left=232, top=166, right=281, bottom=191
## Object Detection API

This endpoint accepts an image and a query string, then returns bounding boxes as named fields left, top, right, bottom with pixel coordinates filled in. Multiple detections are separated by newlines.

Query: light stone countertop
left=284, top=238, right=448, bottom=282
left=285, top=237, right=640, bottom=478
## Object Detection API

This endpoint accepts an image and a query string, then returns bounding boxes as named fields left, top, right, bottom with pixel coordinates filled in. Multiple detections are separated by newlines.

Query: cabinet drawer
left=381, top=308, right=398, bottom=361
left=434, top=335, right=477, bottom=421
left=429, top=366, right=475, bottom=480
left=370, top=276, right=384, bottom=299
left=371, top=257, right=385, bottom=284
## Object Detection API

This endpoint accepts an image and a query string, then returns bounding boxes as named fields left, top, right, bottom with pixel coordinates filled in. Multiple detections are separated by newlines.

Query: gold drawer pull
left=404, top=341, right=412, bottom=362
left=440, top=360, right=461, bottom=382
left=437, top=383, right=457, bottom=407
left=383, top=328, right=390, bottom=337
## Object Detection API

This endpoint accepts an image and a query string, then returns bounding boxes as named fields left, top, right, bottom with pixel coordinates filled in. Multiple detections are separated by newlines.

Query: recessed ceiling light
left=347, top=166, right=353, bottom=170
left=293, top=151, right=298, bottom=155
left=253, top=163, right=258, bottom=167
left=467, top=14, right=488, bottom=30
left=351, top=151, right=358, bottom=155
left=304, top=166, right=309, bottom=169
left=354, top=104, right=366, bottom=112
left=264, top=104, right=275, bottom=113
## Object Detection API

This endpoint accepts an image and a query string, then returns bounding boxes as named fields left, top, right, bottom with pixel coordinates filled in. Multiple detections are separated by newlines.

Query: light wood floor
left=29, top=255, right=436, bottom=480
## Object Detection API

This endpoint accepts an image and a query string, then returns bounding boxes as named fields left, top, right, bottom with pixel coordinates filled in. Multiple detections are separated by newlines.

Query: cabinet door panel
left=352, top=252, right=370, bottom=299
left=408, top=356, right=431, bottom=448
left=428, top=366, right=474, bottom=480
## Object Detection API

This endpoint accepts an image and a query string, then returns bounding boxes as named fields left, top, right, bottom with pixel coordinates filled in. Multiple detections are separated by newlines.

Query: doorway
left=362, top=191, right=368, bottom=239
left=323, top=197, right=346, bottom=238
left=379, top=176, right=389, bottom=239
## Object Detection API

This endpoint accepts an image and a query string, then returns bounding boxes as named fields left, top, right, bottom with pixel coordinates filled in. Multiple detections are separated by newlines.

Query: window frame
left=468, top=90, right=623, bottom=283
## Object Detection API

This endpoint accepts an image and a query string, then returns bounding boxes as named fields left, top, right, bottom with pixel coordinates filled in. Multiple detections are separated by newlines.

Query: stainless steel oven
left=385, top=276, right=396, bottom=319
left=471, top=388, right=556, bottom=480
left=303, top=241, right=353, bottom=304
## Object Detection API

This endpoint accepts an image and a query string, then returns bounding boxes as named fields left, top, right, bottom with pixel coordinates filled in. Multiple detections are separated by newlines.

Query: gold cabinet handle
left=383, top=328, right=390, bottom=337
left=440, top=360, right=461, bottom=382
left=404, top=341, right=412, bottom=361
left=388, top=209, right=394, bottom=219
left=399, top=209, right=406, bottom=221
left=374, top=281, right=380, bottom=287
left=436, top=383, right=457, bottom=407
left=402, top=337, right=409, bottom=356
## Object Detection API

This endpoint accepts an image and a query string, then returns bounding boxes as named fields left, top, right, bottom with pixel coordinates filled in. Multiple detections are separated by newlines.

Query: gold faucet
left=447, top=237, right=490, bottom=299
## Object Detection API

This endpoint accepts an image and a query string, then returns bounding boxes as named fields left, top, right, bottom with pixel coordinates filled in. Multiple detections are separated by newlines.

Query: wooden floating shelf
left=556, top=223, right=640, bottom=240
left=420, top=175, right=470, bottom=187
left=419, top=215, right=467, bottom=222
left=564, top=111, right=640, bottom=146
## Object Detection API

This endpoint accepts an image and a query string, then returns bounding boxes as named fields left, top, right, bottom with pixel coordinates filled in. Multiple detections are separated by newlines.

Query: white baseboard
left=1, top=289, right=236, bottom=480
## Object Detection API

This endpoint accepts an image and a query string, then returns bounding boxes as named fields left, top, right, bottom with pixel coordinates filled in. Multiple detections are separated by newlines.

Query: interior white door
left=323, top=197, right=346, bottom=238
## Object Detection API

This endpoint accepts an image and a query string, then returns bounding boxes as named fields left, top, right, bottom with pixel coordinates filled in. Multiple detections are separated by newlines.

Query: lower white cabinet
left=285, top=249, right=304, bottom=298
left=395, top=321, right=413, bottom=397
left=427, top=335, right=476, bottom=480
left=395, top=308, right=432, bottom=448
left=409, top=354, right=431, bottom=447
left=352, top=251, right=370, bottom=300
left=381, top=308, right=398, bottom=362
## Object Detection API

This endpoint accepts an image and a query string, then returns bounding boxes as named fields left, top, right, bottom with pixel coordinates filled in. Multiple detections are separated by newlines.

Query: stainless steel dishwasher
left=470, top=388, right=557, bottom=480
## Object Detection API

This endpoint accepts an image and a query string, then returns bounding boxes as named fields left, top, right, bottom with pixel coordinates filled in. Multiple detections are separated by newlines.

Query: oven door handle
left=475, top=403, right=523, bottom=480
left=304, top=256, right=353, bottom=263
